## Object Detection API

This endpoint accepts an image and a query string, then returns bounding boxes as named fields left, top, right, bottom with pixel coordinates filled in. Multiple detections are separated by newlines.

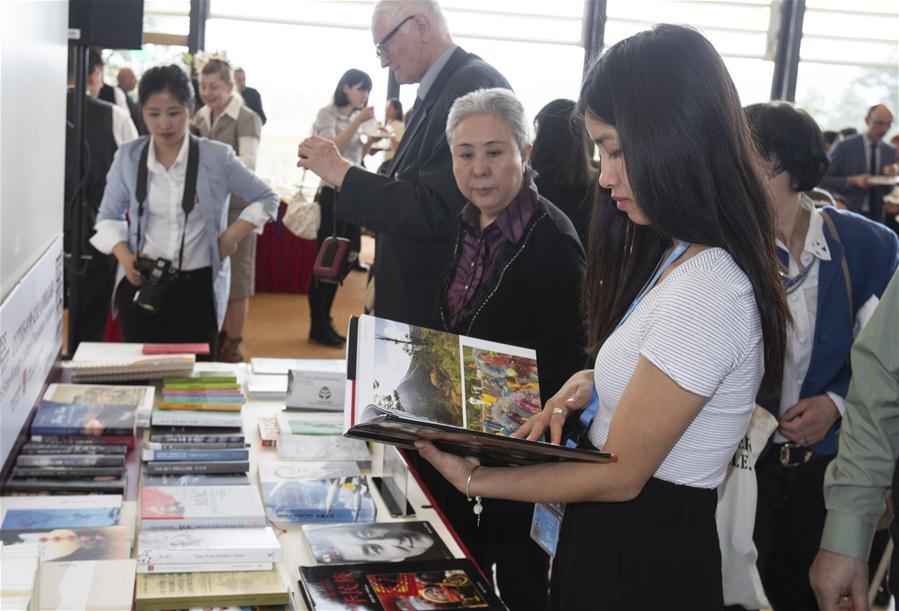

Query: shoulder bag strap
left=820, top=208, right=853, bottom=326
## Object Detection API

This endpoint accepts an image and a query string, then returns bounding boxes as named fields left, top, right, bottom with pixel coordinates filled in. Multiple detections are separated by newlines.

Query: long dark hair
left=578, top=24, right=788, bottom=393
left=333, top=68, right=372, bottom=107
left=531, top=99, right=596, bottom=190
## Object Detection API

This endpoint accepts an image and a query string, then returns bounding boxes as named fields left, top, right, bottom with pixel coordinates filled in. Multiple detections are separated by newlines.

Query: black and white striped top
left=588, top=248, right=764, bottom=488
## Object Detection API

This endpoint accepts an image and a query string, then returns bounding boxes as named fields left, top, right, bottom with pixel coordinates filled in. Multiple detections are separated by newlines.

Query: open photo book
left=343, top=315, right=616, bottom=466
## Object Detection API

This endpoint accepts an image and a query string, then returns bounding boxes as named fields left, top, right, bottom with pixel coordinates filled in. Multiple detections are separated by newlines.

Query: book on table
left=0, top=525, right=130, bottom=562
left=31, top=399, right=136, bottom=437
left=136, top=526, right=282, bottom=572
left=43, top=382, right=154, bottom=428
left=38, top=559, right=136, bottom=610
left=344, top=315, right=616, bottom=466
left=135, top=567, right=289, bottom=610
left=140, top=482, right=266, bottom=530
left=0, top=494, right=122, bottom=530
left=66, top=342, right=195, bottom=383
left=258, top=461, right=376, bottom=524
left=299, top=558, right=506, bottom=611
left=302, top=521, right=453, bottom=565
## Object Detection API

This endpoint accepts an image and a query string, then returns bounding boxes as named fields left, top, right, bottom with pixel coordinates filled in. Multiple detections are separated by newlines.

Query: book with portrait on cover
left=302, top=521, right=452, bottom=565
left=344, top=315, right=616, bottom=466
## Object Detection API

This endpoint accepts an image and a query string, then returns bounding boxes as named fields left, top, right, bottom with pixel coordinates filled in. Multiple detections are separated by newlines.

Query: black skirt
left=550, top=475, right=723, bottom=611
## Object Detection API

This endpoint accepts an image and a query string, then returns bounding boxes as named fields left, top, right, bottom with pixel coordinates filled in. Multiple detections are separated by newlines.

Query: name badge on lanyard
left=529, top=240, right=691, bottom=557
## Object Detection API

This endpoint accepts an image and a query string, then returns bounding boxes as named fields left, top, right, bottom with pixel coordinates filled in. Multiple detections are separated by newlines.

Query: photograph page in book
left=345, top=315, right=616, bottom=466
left=299, top=558, right=506, bottom=611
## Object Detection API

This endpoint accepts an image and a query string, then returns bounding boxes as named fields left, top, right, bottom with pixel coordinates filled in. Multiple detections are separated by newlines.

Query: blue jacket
left=820, top=134, right=897, bottom=221
left=95, top=135, right=279, bottom=328
left=759, top=207, right=899, bottom=455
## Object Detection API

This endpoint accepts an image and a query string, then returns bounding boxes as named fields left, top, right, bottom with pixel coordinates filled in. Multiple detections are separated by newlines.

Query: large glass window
left=794, top=0, right=898, bottom=133
left=604, top=0, right=777, bottom=105
left=205, top=0, right=587, bottom=187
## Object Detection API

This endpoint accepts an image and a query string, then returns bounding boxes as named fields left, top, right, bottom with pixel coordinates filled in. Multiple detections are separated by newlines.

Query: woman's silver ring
left=552, top=407, right=567, bottom=416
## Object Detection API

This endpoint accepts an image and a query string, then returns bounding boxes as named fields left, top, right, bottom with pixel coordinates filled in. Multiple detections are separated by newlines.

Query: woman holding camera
left=91, top=65, right=278, bottom=358
left=415, top=25, right=790, bottom=610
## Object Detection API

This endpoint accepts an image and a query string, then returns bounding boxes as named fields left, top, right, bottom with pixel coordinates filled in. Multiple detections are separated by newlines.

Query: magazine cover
left=257, top=461, right=375, bottom=524
left=31, top=400, right=136, bottom=437
left=302, top=522, right=452, bottom=565
left=299, top=559, right=505, bottom=610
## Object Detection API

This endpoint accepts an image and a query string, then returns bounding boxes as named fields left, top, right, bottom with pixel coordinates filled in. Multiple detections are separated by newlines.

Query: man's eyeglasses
left=375, top=15, right=414, bottom=58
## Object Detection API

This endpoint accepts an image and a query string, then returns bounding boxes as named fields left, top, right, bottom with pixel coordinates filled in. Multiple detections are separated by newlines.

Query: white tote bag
left=717, top=405, right=778, bottom=609
left=282, top=189, right=320, bottom=241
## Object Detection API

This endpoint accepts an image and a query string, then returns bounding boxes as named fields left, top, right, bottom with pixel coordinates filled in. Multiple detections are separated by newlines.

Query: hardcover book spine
left=148, top=434, right=245, bottom=444
left=156, top=402, right=243, bottom=412
left=136, top=560, right=273, bottom=574
left=29, top=434, right=135, bottom=448
left=144, top=442, right=248, bottom=450
left=139, top=516, right=267, bottom=531
left=151, top=414, right=242, bottom=427
left=141, top=449, right=250, bottom=462
left=21, top=443, right=127, bottom=455
left=12, top=466, right=125, bottom=477
left=144, top=461, right=250, bottom=474
left=16, top=455, right=126, bottom=467
left=137, top=547, right=280, bottom=565
left=30, top=425, right=135, bottom=437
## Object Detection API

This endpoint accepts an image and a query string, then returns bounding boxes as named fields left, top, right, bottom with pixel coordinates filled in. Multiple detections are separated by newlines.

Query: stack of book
left=67, top=342, right=195, bottom=384
left=145, top=407, right=248, bottom=476
left=275, top=412, right=371, bottom=468
left=136, top=526, right=281, bottom=574
left=158, top=373, right=246, bottom=412
left=135, top=568, right=289, bottom=610
left=139, top=478, right=267, bottom=531
left=6, top=385, right=146, bottom=493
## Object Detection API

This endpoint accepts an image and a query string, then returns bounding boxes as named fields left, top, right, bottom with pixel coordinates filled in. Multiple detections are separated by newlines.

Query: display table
left=188, top=363, right=468, bottom=610
left=254, top=201, right=318, bottom=294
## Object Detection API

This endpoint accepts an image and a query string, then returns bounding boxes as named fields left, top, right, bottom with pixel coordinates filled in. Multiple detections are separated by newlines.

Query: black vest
left=65, top=90, right=119, bottom=250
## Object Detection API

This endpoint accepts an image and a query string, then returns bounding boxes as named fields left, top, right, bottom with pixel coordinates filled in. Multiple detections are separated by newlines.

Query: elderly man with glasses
left=297, top=0, right=510, bottom=330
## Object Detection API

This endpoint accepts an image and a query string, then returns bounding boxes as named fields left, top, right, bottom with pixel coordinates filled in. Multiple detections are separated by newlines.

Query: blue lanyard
left=565, top=241, right=691, bottom=447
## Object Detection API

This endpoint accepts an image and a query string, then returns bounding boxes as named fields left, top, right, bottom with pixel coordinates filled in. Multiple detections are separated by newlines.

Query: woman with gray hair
left=430, top=87, right=587, bottom=610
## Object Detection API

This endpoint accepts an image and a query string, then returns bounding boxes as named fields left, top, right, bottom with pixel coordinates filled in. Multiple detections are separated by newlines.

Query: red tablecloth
left=255, top=201, right=317, bottom=294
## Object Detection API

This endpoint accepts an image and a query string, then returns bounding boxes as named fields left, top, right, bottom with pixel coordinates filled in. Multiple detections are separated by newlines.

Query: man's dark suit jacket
left=821, top=133, right=897, bottom=222
left=241, top=87, right=266, bottom=125
left=98, top=83, right=145, bottom=134
left=335, top=47, right=510, bottom=327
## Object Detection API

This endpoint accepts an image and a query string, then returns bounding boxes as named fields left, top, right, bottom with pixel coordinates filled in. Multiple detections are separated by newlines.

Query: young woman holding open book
left=90, top=65, right=278, bottom=359
left=415, top=24, right=790, bottom=610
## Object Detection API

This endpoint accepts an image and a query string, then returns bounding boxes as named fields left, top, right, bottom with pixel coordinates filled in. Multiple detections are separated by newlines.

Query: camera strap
left=135, top=135, right=200, bottom=270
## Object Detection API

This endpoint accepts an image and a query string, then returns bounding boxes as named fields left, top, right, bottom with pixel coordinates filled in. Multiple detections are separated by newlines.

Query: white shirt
left=588, top=248, right=764, bottom=489
left=193, top=95, right=259, bottom=171
left=773, top=195, right=844, bottom=442
left=110, top=103, right=138, bottom=146
left=92, top=136, right=204, bottom=270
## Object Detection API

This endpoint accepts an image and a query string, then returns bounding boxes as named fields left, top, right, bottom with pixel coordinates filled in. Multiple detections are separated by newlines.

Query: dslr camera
left=133, top=257, right=178, bottom=314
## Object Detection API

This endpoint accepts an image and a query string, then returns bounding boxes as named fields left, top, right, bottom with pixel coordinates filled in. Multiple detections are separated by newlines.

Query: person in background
left=192, top=58, right=265, bottom=362
left=91, top=65, right=278, bottom=358
left=85, top=50, right=139, bottom=144
left=745, top=101, right=898, bottom=611
left=530, top=98, right=597, bottom=247
left=821, top=105, right=898, bottom=224
left=823, top=130, right=840, bottom=156
left=435, top=87, right=586, bottom=610
left=297, top=0, right=511, bottom=329
left=416, top=24, right=790, bottom=610
left=809, top=269, right=899, bottom=611
left=116, top=66, right=145, bottom=135
left=65, top=46, right=138, bottom=345
left=307, top=68, right=376, bottom=346
left=840, top=127, right=859, bottom=138
left=234, top=67, right=266, bottom=125
left=382, top=98, right=405, bottom=163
